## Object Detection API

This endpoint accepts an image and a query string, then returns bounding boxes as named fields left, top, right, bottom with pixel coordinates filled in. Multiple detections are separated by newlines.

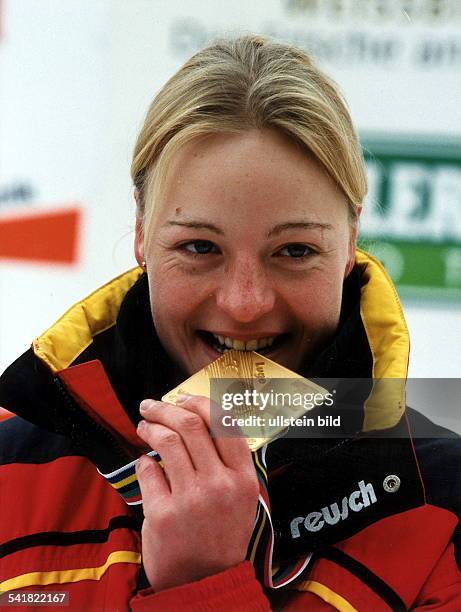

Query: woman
left=0, top=35, right=459, bottom=611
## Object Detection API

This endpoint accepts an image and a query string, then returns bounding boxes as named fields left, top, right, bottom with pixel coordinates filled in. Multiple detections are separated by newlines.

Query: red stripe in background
left=0, top=206, right=82, bottom=264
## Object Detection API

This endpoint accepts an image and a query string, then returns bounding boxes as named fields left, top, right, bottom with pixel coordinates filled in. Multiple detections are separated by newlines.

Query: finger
left=176, top=395, right=255, bottom=473
left=137, top=420, right=194, bottom=492
left=136, top=454, right=170, bottom=513
left=140, top=400, right=221, bottom=474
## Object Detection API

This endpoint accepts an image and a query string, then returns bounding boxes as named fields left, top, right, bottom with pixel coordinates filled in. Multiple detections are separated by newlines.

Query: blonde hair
left=132, top=35, right=367, bottom=238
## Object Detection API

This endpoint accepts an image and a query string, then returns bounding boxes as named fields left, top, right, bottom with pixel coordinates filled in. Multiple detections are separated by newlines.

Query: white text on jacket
left=290, top=480, right=377, bottom=537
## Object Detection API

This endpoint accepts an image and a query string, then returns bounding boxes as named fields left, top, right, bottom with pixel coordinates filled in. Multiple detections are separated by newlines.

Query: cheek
left=147, top=262, right=206, bottom=331
left=289, top=270, right=344, bottom=330
left=150, top=278, right=189, bottom=322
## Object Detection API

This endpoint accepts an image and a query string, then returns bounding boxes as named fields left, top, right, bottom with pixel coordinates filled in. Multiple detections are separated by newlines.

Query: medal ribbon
left=248, top=444, right=312, bottom=588
left=99, top=444, right=311, bottom=589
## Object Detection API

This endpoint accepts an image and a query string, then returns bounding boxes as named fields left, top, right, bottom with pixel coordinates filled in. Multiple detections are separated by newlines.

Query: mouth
left=197, top=331, right=289, bottom=355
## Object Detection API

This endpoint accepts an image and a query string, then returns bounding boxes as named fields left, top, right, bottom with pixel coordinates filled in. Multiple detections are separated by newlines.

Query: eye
left=276, top=243, right=315, bottom=258
left=181, top=240, right=218, bottom=255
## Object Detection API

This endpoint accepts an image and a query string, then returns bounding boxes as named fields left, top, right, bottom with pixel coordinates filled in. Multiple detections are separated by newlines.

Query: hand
left=135, top=394, right=259, bottom=592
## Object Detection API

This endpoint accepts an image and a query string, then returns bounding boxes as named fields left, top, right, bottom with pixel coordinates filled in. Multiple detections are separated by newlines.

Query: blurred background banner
left=0, top=0, right=460, bottom=382
left=361, top=137, right=460, bottom=300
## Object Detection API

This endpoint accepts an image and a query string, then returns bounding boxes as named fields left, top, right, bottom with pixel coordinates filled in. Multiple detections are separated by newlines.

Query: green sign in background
left=359, top=137, right=461, bottom=300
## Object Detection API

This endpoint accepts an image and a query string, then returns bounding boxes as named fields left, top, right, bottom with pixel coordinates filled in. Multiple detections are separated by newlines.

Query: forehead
left=154, top=129, right=348, bottom=228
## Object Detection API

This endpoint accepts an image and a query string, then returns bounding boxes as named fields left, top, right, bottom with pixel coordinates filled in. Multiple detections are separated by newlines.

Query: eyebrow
left=267, top=221, right=333, bottom=237
left=166, top=220, right=225, bottom=235
left=165, top=219, right=332, bottom=237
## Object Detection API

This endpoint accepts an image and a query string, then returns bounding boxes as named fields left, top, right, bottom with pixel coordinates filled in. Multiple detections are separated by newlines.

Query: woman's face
left=136, top=129, right=356, bottom=376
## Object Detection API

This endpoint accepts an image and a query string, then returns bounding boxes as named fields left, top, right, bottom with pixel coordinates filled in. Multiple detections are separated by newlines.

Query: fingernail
left=137, top=419, right=146, bottom=431
left=140, top=400, right=150, bottom=412
left=140, top=399, right=159, bottom=412
left=176, top=394, right=193, bottom=404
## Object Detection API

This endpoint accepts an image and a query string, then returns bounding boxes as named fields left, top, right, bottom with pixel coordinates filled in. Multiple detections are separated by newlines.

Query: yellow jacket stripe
left=296, top=579, right=358, bottom=612
left=0, top=550, right=141, bottom=592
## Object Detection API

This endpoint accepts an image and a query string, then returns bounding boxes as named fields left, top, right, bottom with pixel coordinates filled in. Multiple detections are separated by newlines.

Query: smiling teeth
left=212, top=333, right=275, bottom=351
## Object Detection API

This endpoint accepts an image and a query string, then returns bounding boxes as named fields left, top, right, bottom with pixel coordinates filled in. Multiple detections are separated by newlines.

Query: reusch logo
left=290, top=480, right=377, bottom=538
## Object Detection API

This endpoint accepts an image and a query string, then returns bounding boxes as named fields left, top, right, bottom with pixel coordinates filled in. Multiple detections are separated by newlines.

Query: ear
left=134, top=217, right=145, bottom=268
left=134, top=190, right=145, bottom=268
left=344, top=207, right=361, bottom=278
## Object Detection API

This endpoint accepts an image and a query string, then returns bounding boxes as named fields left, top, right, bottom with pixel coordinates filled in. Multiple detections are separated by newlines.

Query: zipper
left=53, top=376, right=130, bottom=468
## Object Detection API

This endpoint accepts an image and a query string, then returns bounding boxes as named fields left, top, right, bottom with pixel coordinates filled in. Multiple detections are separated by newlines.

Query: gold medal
left=162, top=350, right=329, bottom=451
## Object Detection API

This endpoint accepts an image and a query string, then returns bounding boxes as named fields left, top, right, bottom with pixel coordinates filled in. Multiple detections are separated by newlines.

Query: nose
left=215, top=256, right=275, bottom=323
